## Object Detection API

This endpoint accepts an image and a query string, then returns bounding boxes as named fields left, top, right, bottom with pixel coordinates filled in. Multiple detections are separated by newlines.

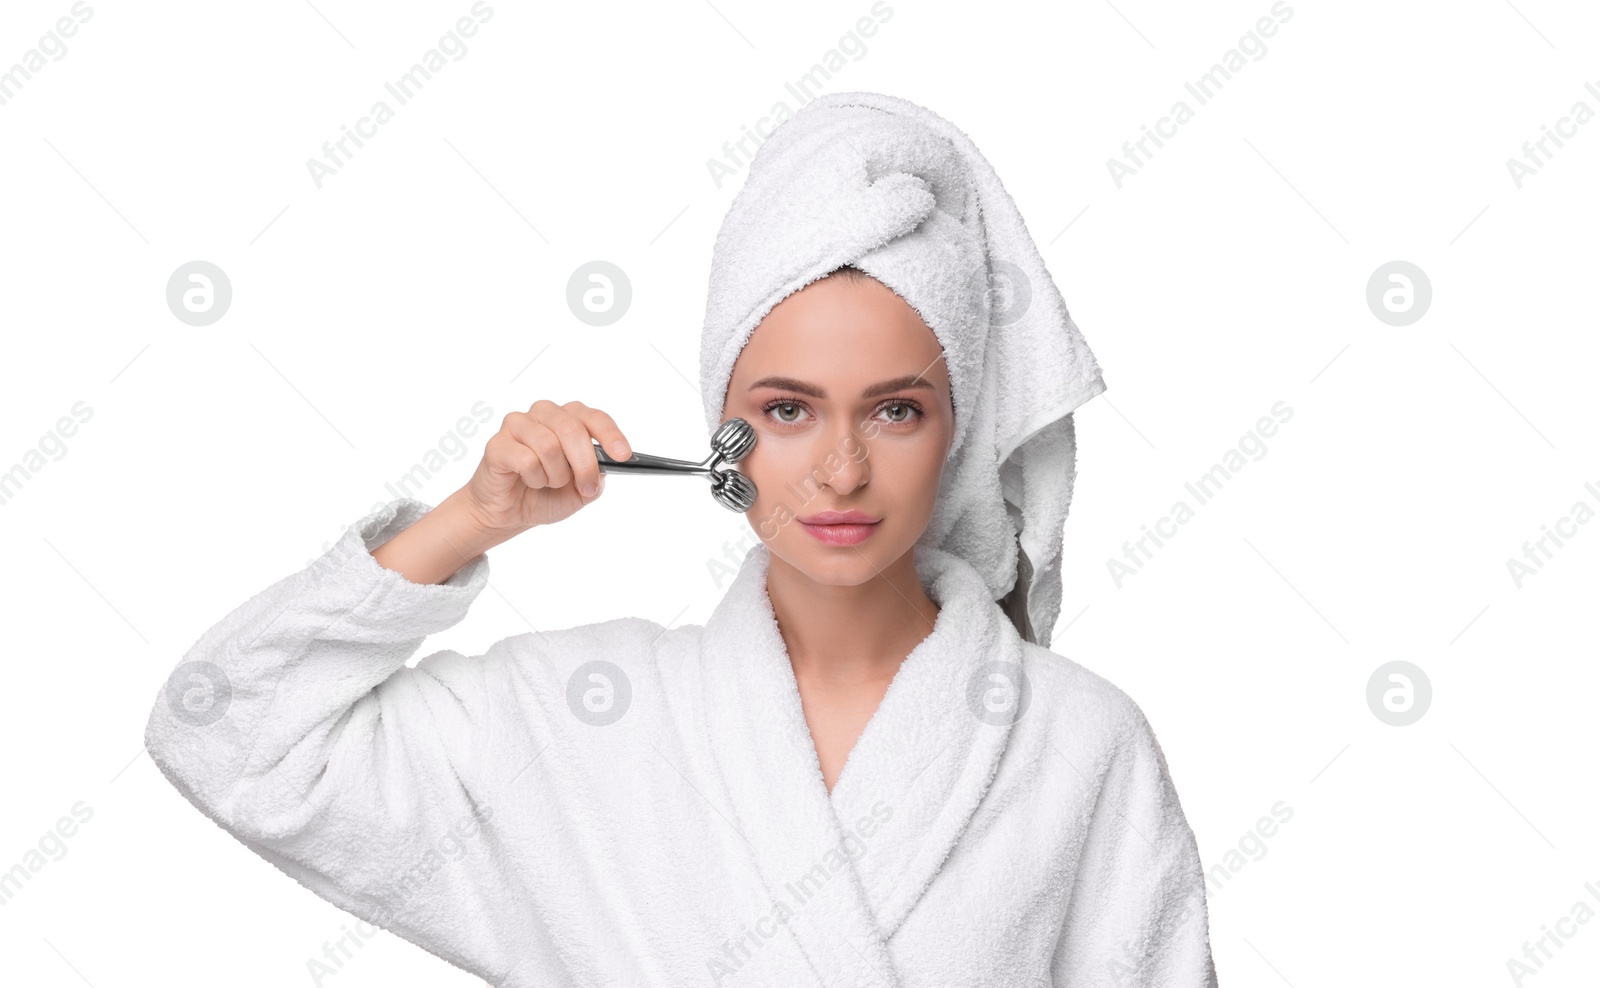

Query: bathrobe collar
left=699, top=540, right=1023, bottom=985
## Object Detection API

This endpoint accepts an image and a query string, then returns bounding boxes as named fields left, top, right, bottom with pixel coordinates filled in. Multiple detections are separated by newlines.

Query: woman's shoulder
left=505, top=614, right=701, bottom=660
left=457, top=617, right=705, bottom=725
left=487, top=615, right=706, bottom=686
left=1017, top=640, right=1164, bottom=756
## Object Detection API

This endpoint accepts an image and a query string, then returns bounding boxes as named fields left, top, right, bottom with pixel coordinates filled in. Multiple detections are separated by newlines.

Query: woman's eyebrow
left=747, top=374, right=934, bottom=399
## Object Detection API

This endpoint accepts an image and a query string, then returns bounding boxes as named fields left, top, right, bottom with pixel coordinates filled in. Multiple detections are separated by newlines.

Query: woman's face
left=721, top=272, right=955, bottom=586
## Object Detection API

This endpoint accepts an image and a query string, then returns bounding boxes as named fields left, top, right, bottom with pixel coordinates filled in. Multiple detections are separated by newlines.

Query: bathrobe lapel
left=699, top=541, right=1022, bottom=985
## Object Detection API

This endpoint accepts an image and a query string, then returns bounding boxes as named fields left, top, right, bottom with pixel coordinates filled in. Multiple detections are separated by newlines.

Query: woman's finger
left=572, top=403, right=632, bottom=462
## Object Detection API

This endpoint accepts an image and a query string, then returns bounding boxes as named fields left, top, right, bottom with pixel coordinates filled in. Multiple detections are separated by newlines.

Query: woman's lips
left=799, top=520, right=881, bottom=546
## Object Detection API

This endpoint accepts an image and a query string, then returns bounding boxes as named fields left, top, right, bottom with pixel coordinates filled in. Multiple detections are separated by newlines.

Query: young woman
left=146, top=93, right=1217, bottom=987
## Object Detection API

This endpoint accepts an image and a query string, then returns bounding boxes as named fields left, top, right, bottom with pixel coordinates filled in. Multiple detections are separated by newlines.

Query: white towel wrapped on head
left=698, top=90, right=1107, bottom=647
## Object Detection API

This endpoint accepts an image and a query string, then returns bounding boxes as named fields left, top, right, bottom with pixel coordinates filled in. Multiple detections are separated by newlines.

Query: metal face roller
left=593, top=417, right=758, bottom=512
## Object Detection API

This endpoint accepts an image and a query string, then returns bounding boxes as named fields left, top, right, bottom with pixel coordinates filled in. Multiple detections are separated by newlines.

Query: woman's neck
left=765, top=547, right=941, bottom=685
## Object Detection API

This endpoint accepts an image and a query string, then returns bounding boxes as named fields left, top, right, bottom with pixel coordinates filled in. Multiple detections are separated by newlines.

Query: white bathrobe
left=144, top=499, right=1218, bottom=986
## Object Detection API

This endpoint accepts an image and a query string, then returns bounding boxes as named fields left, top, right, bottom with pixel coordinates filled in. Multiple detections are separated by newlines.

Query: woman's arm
left=144, top=401, right=629, bottom=979
left=370, top=486, right=508, bottom=586
left=143, top=498, right=536, bottom=980
left=1049, top=704, right=1219, bottom=986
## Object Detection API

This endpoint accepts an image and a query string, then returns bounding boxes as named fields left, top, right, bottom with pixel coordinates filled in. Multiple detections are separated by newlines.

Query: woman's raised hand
left=369, top=401, right=632, bottom=586
left=462, top=400, right=632, bottom=535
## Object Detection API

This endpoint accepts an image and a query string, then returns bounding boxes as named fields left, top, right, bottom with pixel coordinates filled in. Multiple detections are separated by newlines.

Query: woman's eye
left=767, top=402, right=807, bottom=424
left=880, top=402, right=921, bottom=424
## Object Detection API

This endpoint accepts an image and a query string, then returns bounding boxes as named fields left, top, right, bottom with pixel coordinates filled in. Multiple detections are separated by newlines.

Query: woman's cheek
left=751, top=440, right=804, bottom=491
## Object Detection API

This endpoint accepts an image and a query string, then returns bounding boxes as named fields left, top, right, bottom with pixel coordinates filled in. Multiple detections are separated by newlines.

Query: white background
left=2, top=0, right=1597, bottom=985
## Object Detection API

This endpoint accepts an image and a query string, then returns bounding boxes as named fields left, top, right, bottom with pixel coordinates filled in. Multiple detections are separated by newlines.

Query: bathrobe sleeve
left=1050, top=701, right=1219, bottom=987
left=143, top=498, right=524, bottom=978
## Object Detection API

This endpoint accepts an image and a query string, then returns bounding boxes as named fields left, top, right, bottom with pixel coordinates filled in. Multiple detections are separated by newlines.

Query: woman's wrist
left=371, top=490, right=508, bottom=585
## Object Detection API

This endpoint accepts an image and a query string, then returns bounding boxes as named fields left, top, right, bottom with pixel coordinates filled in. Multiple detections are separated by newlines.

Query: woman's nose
left=821, top=428, right=870, bottom=494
